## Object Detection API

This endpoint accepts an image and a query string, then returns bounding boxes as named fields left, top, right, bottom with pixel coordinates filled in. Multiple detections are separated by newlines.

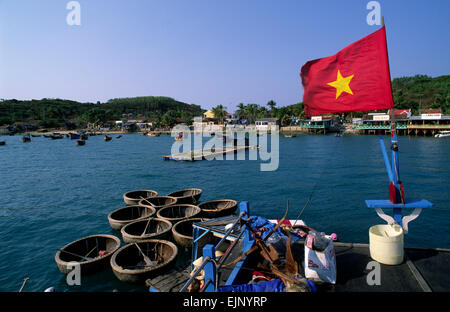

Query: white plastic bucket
left=369, top=224, right=404, bottom=265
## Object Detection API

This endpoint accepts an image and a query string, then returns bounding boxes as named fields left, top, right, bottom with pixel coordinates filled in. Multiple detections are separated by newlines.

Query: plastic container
left=369, top=224, right=404, bottom=265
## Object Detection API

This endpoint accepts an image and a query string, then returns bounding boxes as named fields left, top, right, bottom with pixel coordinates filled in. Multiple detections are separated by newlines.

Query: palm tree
left=235, top=103, right=246, bottom=119
left=212, top=105, right=226, bottom=124
left=267, top=100, right=276, bottom=117
left=244, top=104, right=259, bottom=124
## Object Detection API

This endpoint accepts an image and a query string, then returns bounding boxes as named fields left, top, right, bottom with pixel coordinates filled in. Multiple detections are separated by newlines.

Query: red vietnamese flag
left=300, top=26, right=394, bottom=117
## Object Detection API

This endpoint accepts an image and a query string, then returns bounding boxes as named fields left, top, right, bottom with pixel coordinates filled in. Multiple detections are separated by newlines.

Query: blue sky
left=0, top=0, right=449, bottom=111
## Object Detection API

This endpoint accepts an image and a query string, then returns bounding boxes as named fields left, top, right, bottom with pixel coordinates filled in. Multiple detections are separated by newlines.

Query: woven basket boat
left=123, top=190, right=158, bottom=205
left=172, top=218, right=208, bottom=247
left=110, top=240, right=178, bottom=283
left=156, top=204, right=201, bottom=223
left=107, top=205, right=156, bottom=230
left=198, top=199, right=238, bottom=218
left=121, top=218, right=172, bottom=244
left=167, top=188, right=203, bottom=205
left=55, top=234, right=121, bottom=275
left=138, top=196, right=177, bottom=210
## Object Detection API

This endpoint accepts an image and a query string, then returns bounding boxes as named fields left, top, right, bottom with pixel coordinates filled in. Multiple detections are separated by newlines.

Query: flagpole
left=382, top=17, right=405, bottom=223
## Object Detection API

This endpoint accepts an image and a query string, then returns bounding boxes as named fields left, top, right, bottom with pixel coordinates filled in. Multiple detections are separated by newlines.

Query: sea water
left=0, top=133, right=448, bottom=291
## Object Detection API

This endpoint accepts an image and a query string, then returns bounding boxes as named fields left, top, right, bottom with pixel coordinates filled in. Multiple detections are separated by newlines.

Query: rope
left=293, top=168, right=324, bottom=227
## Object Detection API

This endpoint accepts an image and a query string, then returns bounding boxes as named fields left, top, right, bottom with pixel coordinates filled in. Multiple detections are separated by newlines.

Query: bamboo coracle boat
left=55, top=234, right=121, bottom=275
left=110, top=240, right=178, bottom=283
left=138, top=196, right=177, bottom=210
left=167, top=188, right=203, bottom=205
left=198, top=199, right=238, bottom=218
left=107, top=205, right=156, bottom=230
left=123, top=190, right=158, bottom=205
left=172, top=218, right=207, bottom=248
left=156, top=204, right=201, bottom=223
left=121, top=218, right=172, bottom=244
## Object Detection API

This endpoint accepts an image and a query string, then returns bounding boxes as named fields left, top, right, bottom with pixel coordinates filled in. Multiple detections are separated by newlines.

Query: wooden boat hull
left=55, top=234, right=121, bottom=275
left=156, top=204, right=201, bottom=223
left=138, top=196, right=177, bottom=210
left=123, top=189, right=158, bottom=205
left=108, top=205, right=156, bottom=230
left=22, top=136, right=31, bottom=142
left=0, top=141, right=5, bottom=146
left=198, top=199, right=238, bottom=218
left=76, top=140, right=85, bottom=146
left=110, top=240, right=178, bottom=283
left=172, top=218, right=207, bottom=247
left=167, top=188, right=202, bottom=205
left=147, top=133, right=160, bottom=137
left=121, top=218, right=172, bottom=244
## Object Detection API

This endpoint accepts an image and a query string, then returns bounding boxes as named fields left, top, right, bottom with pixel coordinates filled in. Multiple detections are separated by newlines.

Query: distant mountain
left=0, top=96, right=204, bottom=128
left=391, top=75, right=449, bottom=114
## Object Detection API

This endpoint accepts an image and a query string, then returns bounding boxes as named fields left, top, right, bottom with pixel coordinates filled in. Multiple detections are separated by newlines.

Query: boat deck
left=145, top=241, right=450, bottom=292
left=162, top=145, right=257, bottom=161
left=292, top=242, right=450, bottom=292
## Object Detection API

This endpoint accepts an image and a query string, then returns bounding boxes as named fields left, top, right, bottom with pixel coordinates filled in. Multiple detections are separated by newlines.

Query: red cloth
left=300, top=27, right=394, bottom=117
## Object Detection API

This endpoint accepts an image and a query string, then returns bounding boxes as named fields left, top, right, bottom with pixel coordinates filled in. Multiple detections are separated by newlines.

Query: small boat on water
left=51, top=134, right=64, bottom=140
left=156, top=204, right=201, bottom=222
left=22, top=135, right=31, bottom=143
left=104, top=135, right=112, bottom=141
left=31, top=134, right=41, bottom=137
left=0, top=141, right=5, bottom=146
left=110, top=240, right=178, bottom=283
left=123, top=189, right=158, bottom=205
left=138, top=196, right=177, bottom=210
left=147, top=133, right=160, bottom=137
left=435, top=130, right=450, bottom=138
left=198, top=199, right=238, bottom=218
left=69, top=133, right=81, bottom=140
left=55, top=234, right=121, bottom=275
left=76, top=140, right=85, bottom=146
left=172, top=218, right=207, bottom=247
left=167, top=188, right=203, bottom=204
left=121, top=218, right=172, bottom=244
left=116, top=135, right=122, bottom=139
left=108, top=205, right=156, bottom=230
left=284, top=134, right=296, bottom=138
left=43, top=134, right=52, bottom=138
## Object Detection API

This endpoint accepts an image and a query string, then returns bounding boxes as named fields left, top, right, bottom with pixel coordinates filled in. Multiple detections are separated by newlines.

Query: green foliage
left=391, top=74, right=449, bottom=114
left=0, top=96, right=204, bottom=127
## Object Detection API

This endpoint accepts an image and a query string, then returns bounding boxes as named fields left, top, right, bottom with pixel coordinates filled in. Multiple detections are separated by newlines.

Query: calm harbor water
left=0, top=133, right=449, bottom=292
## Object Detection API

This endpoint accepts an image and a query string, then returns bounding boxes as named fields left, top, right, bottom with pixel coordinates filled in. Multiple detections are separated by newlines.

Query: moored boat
left=147, top=133, right=160, bottom=137
left=31, top=134, right=41, bottom=137
left=0, top=141, right=5, bottom=146
left=172, top=218, right=207, bottom=247
left=121, top=218, right=172, bottom=244
left=138, top=196, right=177, bottom=210
left=104, top=135, right=112, bottom=141
left=55, top=234, right=121, bottom=275
left=167, top=188, right=203, bottom=204
left=116, top=135, right=122, bottom=139
left=108, top=205, right=156, bottom=230
left=110, top=240, right=178, bottom=283
left=51, top=134, right=63, bottom=140
left=123, top=189, right=158, bottom=205
left=198, top=199, right=238, bottom=218
left=22, top=135, right=31, bottom=142
left=76, top=140, right=85, bottom=146
left=156, top=204, right=201, bottom=222
left=69, top=133, right=81, bottom=140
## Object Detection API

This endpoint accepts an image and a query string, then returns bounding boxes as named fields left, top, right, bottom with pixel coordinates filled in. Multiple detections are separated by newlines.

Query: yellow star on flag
left=328, top=70, right=354, bottom=99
